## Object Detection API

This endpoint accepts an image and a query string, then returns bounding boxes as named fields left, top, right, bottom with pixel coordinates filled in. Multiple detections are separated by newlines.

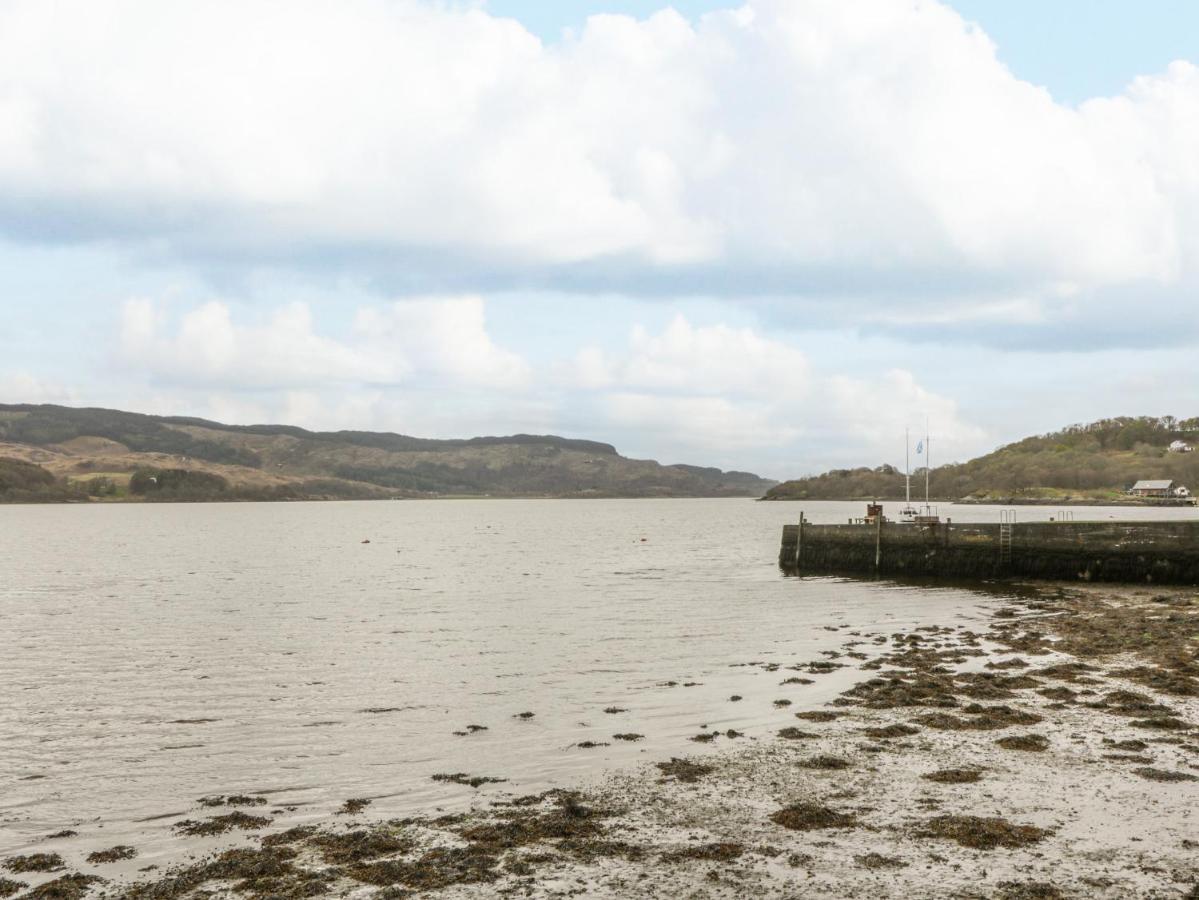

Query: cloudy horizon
left=3, top=0, right=1198, bottom=479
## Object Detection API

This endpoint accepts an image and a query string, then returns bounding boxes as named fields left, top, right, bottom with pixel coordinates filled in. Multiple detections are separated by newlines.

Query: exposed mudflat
left=8, top=581, right=1196, bottom=899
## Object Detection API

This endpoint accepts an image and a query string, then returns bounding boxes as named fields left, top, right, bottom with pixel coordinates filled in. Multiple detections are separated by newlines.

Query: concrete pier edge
left=779, top=518, right=1199, bottom=584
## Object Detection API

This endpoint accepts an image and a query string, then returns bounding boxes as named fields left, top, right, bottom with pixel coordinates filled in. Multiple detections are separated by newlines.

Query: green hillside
left=763, top=416, right=1199, bottom=502
left=0, top=404, right=774, bottom=502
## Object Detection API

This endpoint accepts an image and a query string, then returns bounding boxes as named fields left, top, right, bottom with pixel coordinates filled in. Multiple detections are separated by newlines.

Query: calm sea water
left=1, top=498, right=1193, bottom=865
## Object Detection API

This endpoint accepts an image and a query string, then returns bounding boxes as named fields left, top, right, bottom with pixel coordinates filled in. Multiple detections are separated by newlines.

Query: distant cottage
left=1169, top=440, right=1194, bottom=453
left=1129, top=479, right=1189, bottom=498
left=1130, top=479, right=1175, bottom=497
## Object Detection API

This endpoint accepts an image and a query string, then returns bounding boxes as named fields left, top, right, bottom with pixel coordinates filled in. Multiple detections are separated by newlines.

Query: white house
left=1168, top=440, right=1194, bottom=453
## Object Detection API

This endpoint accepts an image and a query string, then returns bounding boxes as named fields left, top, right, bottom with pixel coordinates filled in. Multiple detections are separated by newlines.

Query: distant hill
left=763, top=416, right=1199, bottom=503
left=0, top=404, right=774, bottom=502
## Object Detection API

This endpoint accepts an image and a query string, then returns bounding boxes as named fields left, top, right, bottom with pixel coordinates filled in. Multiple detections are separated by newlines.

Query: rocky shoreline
left=4, top=583, right=1197, bottom=899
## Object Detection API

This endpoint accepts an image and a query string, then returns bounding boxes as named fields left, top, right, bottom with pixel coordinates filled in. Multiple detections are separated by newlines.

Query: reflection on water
left=3, top=498, right=1181, bottom=858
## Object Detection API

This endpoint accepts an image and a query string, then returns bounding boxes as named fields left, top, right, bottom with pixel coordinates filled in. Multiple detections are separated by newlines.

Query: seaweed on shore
left=0, top=879, right=25, bottom=899
left=173, top=812, right=272, bottom=836
left=1037, top=686, right=1078, bottom=702
left=338, top=798, right=372, bottom=815
left=655, top=758, right=713, bottom=784
left=431, top=773, right=508, bottom=788
left=86, top=846, right=136, bottom=864
left=840, top=674, right=959, bottom=709
left=1040, top=592, right=1199, bottom=673
left=953, top=673, right=1023, bottom=700
left=1103, top=738, right=1148, bottom=751
left=793, top=711, right=841, bottom=722
left=861, top=723, right=920, bottom=739
left=311, top=828, right=412, bottom=865
left=1131, top=717, right=1190, bottom=730
left=198, top=795, right=267, bottom=808
left=1029, top=662, right=1100, bottom=684
left=798, top=755, right=852, bottom=770
left=1087, top=689, right=1178, bottom=719
left=997, top=882, right=1065, bottom=899
left=1134, top=768, right=1198, bottom=782
left=659, top=842, right=744, bottom=863
left=2, top=854, right=64, bottom=874
left=122, top=845, right=325, bottom=900
left=915, top=704, right=1043, bottom=731
left=260, top=826, right=317, bottom=848
left=855, top=853, right=907, bottom=869
left=345, top=846, right=497, bottom=891
left=769, top=803, right=856, bottom=831
left=20, top=874, right=103, bottom=900
left=916, top=815, right=1049, bottom=850
left=1111, top=665, right=1199, bottom=697
left=996, top=734, right=1050, bottom=752
left=457, top=792, right=610, bottom=853
left=777, top=727, right=819, bottom=740
left=922, top=768, right=983, bottom=784
left=800, top=661, right=844, bottom=674
left=986, top=657, right=1029, bottom=670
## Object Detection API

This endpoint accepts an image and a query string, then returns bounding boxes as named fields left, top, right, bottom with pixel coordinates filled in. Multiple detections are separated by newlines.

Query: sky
left=1, top=0, right=1197, bottom=479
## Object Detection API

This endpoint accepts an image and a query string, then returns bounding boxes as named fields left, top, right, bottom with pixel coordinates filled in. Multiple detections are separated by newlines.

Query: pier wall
left=779, top=520, right=1199, bottom=584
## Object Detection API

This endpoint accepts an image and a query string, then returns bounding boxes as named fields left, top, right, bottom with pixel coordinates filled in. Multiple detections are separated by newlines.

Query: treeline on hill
left=130, top=467, right=230, bottom=498
left=0, top=404, right=618, bottom=464
left=765, top=416, right=1199, bottom=501
left=0, top=458, right=80, bottom=502
left=0, top=405, right=260, bottom=467
left=330, top=460, right=768, bottom=496
left=0, top=460, right=244, bottom=503
left=0, top=459, right=387, bottom=504
left=125, top=468, right=389, bottom=502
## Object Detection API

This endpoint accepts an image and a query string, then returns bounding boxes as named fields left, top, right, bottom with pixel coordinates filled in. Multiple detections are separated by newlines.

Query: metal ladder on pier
left=999, top=509, right=1015, bottom=566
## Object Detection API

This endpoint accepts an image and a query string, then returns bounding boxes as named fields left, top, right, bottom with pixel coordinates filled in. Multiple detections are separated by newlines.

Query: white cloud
left=0, top=371, right=77, bottom=404
left=569, top=315, right=987, bottom=470
left=354, top=297, right=531, bottom=389
left=118, top=295, right=528, bottom=391
left=119, top=298, right=402, bottom=388
left=823, top=369, right=987, bottom=465
left=0, top=0, right=1196, bottom=326
left=603, top=392, right=801, bottom=453
left=611, top=315, right=810, bottom=396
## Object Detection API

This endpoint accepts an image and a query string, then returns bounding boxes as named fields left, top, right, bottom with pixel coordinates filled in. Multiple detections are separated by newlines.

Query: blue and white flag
left=916, top=441, right=924, bottom=454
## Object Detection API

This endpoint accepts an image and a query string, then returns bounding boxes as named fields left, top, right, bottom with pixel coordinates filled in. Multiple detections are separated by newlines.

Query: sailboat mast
left=905, top=428, right=911, bottom=504
left=924, top=420, right=930, bottom=505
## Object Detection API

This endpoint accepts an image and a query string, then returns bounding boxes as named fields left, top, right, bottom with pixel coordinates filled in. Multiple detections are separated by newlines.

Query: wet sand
left=6, top=581, right=1196, bottom=899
